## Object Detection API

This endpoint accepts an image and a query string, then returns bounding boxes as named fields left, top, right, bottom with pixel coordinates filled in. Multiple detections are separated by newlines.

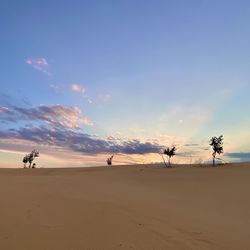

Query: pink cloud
left=78, top=117, right=94, bottom=126
left=71, top=83, right=86, bottom=94
left=36, top=105, right=93, bottom=128
left=1, top=105, right=93, bottom=128
left=71, top=83, right=93, bottom=103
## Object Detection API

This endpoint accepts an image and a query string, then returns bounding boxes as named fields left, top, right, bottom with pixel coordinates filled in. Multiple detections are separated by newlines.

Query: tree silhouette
left=23, top=150, right=39, bottom=168
left=106, top=155, right=114, bottom=166
left=162, top=147, right=176, bottom=167
left=209, top=135, right=223, bottom=166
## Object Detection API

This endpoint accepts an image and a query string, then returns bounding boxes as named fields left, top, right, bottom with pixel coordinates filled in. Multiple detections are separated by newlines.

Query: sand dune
left=0, top=163, right=250, bottom=249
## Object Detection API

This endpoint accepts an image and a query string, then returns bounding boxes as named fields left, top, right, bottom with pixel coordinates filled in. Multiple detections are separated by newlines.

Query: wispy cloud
left=99, top=94, right=112, bottom=102
left=225, top=152, right=250, bottom=161
left=71, top=83, right=93, bottom=103
left=0, top=107, right=10, bottom=113
left=26, top=57, right=50, bottom=74
left=0, top=104, right=93, bottom=128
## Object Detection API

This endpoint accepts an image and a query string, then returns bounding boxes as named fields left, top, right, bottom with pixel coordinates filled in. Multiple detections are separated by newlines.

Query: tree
left=162, top=147, right=176, bottom=167
left=106, top=155, right=114, bottom=166
left=23, top=150, right=39, bottom=168
left=209, top=135, right=223, bottom=166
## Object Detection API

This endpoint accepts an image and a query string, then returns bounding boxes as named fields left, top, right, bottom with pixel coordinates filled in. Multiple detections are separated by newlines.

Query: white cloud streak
left=26, top=57, right=50, bottom=74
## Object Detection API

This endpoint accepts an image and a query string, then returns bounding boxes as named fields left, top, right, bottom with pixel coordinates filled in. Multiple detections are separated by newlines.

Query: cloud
left=0, top=104, right=211, bottom=163
left=99, top=94, right=112, bottom=102
left=0, top=107, right=10, bottom=113
left=0, top=102, right=162, bottom=156
left=184, top=143, right=200, bottom=147
left=26, top=57, right=50, bottom=74
left=71, top=83, right=86, bottom=94
left=26, top=57, right=48, bottom=66
left=71, top=83, right=93, bottom=103
left=0, top=126, right=163, bottom=155
left=0, top=102, right=211, bottom=161
left=225, top=152, right=250, bottom=161
left=0, top=104, right=93, bottom=128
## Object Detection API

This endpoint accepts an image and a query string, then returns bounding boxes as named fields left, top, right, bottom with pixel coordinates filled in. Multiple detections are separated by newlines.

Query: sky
left=0, top=0, right=250, bottom=167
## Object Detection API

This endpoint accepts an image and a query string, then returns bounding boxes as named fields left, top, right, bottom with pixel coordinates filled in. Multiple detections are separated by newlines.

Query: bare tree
left=106, top=155, right=114, bottom=166
left=23, top=150, right=39, bottom=168
left=162, top=147, right=176, bottom=167
left=209, top=135, right=223, bottom=166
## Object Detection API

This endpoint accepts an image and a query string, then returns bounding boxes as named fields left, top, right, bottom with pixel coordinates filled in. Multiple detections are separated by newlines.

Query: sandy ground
left=0, top=163, right=250, bottom=250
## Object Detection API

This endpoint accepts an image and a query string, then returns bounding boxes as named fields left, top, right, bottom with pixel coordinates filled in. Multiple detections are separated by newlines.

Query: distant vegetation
left=162, top=147, right=176, bottom=167
left=106, top=155, right=114, bottom=166
left=209, top=135, right=224, bottom=166
left=19, top=136, right=226, bottom=168
left=23, top=150, right=39, bottom=168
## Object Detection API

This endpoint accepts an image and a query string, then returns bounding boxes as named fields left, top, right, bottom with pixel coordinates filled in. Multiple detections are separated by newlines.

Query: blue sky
left=0, top=0, right=250, bottom=167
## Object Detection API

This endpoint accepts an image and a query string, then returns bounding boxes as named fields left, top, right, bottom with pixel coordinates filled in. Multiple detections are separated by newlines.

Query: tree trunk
left=161, top=154, right=168, bottom=167
left=212, top=152, right=216, bottom=166
left=168, top=157, right=171, bottom=167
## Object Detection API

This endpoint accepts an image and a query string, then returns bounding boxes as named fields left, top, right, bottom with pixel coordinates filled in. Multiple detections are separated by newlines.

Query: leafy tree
left=22, top=155, right=29, bottom=168
left=106, top=155, right=114, bottom=166
left=23, top=150, right=39, bottom=168
left=209, top=135, right=223, bottom=166
left=162, top=147, right=176, bottom=167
